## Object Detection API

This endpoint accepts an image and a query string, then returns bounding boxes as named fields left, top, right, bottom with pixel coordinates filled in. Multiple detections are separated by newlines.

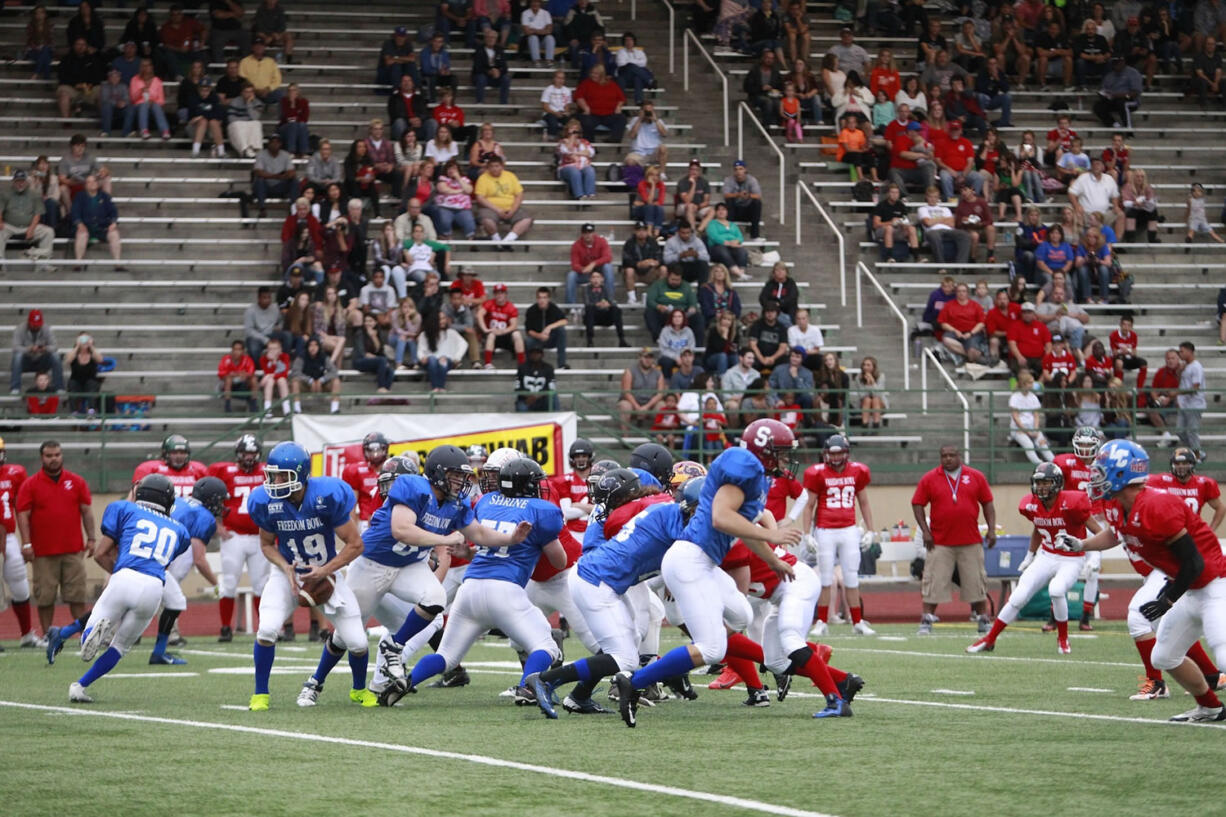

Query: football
left=297, top=575, right=336, bottom=608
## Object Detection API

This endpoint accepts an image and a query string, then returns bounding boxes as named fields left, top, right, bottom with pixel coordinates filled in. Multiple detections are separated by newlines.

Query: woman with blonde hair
left=851, top=355, right=888, bottom=430
left=311, top=284, right=349, bottom=365
left=1009, top=370, right=1054, bottom=464
left=390, top=298, right=422, bottom=369
left=1121, top=167, right=1159, bottom=243
left=634, top=163, right=667, bottom=235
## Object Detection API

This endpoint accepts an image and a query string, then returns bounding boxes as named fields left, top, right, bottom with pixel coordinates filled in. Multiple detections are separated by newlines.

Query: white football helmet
left=480, top=447, right=523, bottom=494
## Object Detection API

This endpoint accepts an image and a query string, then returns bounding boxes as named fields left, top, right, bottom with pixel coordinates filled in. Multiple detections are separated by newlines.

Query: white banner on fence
left=291, top=412, right=579, bottom=477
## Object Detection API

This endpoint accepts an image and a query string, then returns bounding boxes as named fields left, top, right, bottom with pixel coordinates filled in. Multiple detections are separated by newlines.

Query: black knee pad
left=787, top=646, right=813, bottom=675
left=325, top=633, right=345, bottom=656
left=419, top=604, right=444, bottom=617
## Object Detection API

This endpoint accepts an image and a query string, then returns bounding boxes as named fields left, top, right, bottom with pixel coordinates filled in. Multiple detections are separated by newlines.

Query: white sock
left=505, top=231, right=519, bottom=242
left=489, top=232, right=502, bottom=242
left=192, top=142, right=201, bottom=155
left=293, top=401, right=303, bottom=413
left=330, top=399, right=340, bottom=413
left=281, top=399, right=291, bottom=415
left=263, top=400, right=272, bottom=410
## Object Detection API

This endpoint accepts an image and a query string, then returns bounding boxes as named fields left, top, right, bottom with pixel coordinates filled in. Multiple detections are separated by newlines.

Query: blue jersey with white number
left=681, top=447, right=769, bottom=562
left=171, top=496, right=218, bottom=544
left=465, top=493, right=564, bottom=586
left=247, top=476, right=356, bottom=573
left=362, top=474, right=474, bottom=567
left=577, top=501, right=683, bottom=595
left=101, top=500, right=192, bottom=582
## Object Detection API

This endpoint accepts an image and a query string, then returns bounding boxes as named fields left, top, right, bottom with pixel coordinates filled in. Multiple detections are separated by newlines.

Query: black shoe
left=308, top=621, right=321, bottom=642
left=377, top=677, right=415, bottom=707
left=836, top=673, right=865, bottom=703
left=429, top=666, right=471, bottom=688
left=772, top=671, right=792, bottom=702
left=280, top=623, right=296, bottom=642
left=664, top=673, right=698, bottom=701
left=704, top=662, right=725, bottom=675
left=562, top=694, right=611, bottom=714
left=218, top=626, right=233, bottom=643
left=614, top=671, right=638, bottom=727
left=743, top=687, right=771, bottom=707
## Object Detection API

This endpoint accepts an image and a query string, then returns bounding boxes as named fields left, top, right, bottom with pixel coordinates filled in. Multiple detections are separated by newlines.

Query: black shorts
left=493, top=332, right=518, bottom=351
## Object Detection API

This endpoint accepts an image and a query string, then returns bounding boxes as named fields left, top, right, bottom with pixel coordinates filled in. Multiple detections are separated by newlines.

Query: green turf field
left=2, top=621, right=1222, bottom=817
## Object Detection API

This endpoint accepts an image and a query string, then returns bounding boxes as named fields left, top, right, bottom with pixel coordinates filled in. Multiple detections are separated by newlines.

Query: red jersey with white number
left=803, top=462, right=871, bottom=529
left=547, top=471, right=590, bottom=534
left=1101, top=497, right=1153, bottom=577
left=0, top=463, right=29, bottom=533
left=1018, top=490, right=1091, bottom=557
left=531, top=524, right=581, bottom=582
left=207, top=461, right=266, bottom=535
left=1145, top=473, right=1221, bottom=515
left=342, top=460, right=382, bottom=520
left=766, top=474, right=803, bottom=523
left=1041, top=350, right=1076, bottom=379
left=1119, top=488, right=1226, bottom=587
left=481, top=299, right=518, bottom=331
left=1053, top=453, right=1105, bottom=515
left=721, top=539, right=798, bottom=601
left=132, top=459, right=209, bottom=497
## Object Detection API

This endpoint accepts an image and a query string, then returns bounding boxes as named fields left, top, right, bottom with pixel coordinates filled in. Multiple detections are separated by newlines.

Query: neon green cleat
left=350, top=688, right=378, bottom=707
left=248, top=693, right=270, bottom=711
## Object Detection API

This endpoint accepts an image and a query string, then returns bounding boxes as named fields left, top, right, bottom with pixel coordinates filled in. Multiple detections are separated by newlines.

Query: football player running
left=967, top=463, right=1101, bottom=655
left=209, top=434, right=270, bottom=642
left=245, top=442, right=372, bottom=711
left=0, top=437, right=39, bottom=647
left=68, top=475, right=191, bottom=703
left=1146, top=448, right=1225, bottom=531
left=133, top=434, right=208, bottom=496
left=1050, top=426, right=1107, bottom=631
left=1055, top=440, right=1226, bottom=722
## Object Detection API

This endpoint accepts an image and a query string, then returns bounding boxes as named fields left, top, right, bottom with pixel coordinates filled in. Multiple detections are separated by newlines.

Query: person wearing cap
left=567, top=223, right=614, bottom=306
left=1093, top=55, right=1143, bottom=127
left=253, top=0, right=294, bottom=64
left=617, top=347, right=666, bottom=430
left=478, top=283, right=525, bottom=369
left=209, top=0, right=251, bottom=63
left=675, top=159, right=711, bottom=227
left=829, top=26, right=870, bottom=78
left=722, top=160, right=763, bottom=239
left=768, top=346, right=815, bottom=421
left=524, top=286, right=569, bottom=369
left=474, top=155, right=532, bottom=244
left=622, top=219, right=663, bottom=303
left=181, top=67, right=226, bottom=157
left=450, top=266, right=486, bottom=309
left=472, top=27, right=512, bottom=104
left=743, top=50, right=783, bottom=126
left=70, top=173, right=123, bottom=269
left=917, top=186, right=971, bottom=263
left=1007, top=302, right=1052, bottom=377
left=239, top=36, right=283, bottom=106
left=575, top=64, right=626, bottom=142
left=111, top=40, right=141, bottom=85
left=888, top=120, right=936, bottom=193
left=10, top=311, right=62, bottom=395
left=0, top=171, right=55, bottom=266
left=935, top=120, right=982, bottom=200
left=1041, top=332, right=1077, bottom=385
left=252, top=133, right=295, bottom=219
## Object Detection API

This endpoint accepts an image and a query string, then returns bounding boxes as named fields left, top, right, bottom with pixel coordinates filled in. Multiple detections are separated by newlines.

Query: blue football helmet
left=264, top=441, right=311, bottom=499
left=1088, top=439, right=1149, bottom=501
left=678, top=476, right=705, bottom=521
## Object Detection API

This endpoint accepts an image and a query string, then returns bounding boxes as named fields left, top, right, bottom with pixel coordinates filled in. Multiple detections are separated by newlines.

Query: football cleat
left=852, top=620, right=876, bottom=636
left=377, top=635, right=406, bottom=683
left=525, top=672, right=558, bottom=719
left=966, top=637, right=995, bottom=654
left=349, top=688, right=378, bottom=707
left=1057, top=639, right=1071, bottom=655
left=708, top=666, right=743, bottom=689
left=772, top=671, right=792, bottom=702
left=149, top=652, right=188, bottom=665
left=976, top=615, right=992, bottom=635
left=664, top=674, right=698, bottom=701
left=837, top=673, right=865, bottom=703
left=297, top=678, right=323, bottom=707
left=1079, top=617, right=1094, bottom=632
left=562, top=694, right=611, bottom=714
left=917, top=614, right=938, bottom=635
left=20, top=631, right=47, bottom=649
left=813, top=694, right=853, bottom=719
left=377, top=678, right=415, bottom=707
left=279, top=623, right=296, bottom=642
left=641, top=682, right=670, bottom=702
left=809, top=621, right=829, bottom=637
left=512, top=685, right=536, bottom=706
left=1129, top=678, right=1169, bottom=700
left=68, top=682, right=94, bottom=703
left=248, top=693, right=270, bottom=711
left=613, top=671, right=638, bottom=728
left=1169, top=705, right=1226, bottom=723
left=743, top=687, right=771, bottom=707
left=1041, top=618, right=1057, bottom=633
left=430, top=666, right=471, bottom=687
left=45, top=626, right=66, bottom=665
left=80, top=618, right=116, bottom=663
left=218, top=626, right=234, bottom=643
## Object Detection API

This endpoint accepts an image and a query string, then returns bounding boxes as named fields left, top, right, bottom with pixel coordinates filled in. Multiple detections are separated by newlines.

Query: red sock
left=11, top=599, right=31, bottom=635
left=1082, top=601, right=1094, bottom=616
left=1186, top=641, right=1219, bottom=676
left=799, top=649, right=839, bottom=696
left=985, top=618, right=1007, bottom=643
left=816, top=605, right=828, bottom=623
left=850, top=605, right=862, bottom=625
left=515, top=352, right=525, bottom=364
left=723, top=655, right=762, bottom=689
left=1056, top=620, right=1068, bottom=641
left=1135, top=637, right=1162, bottom=681
left=483, top=349, right=493, bottom=365
left=220, top=597, right=235, bottom=628
left=725, top=632, right=764, bottom=663
left=827, top=665, right=848, bottom=683
left=1194, top=689, right=1222, bottom=708
left=1135, top=366, right=1148, bottom=390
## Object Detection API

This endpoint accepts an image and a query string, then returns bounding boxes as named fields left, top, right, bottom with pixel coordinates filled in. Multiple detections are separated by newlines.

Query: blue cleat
left=813, top=694, right=853, bottom=719
left=525, top=672, right=557, bottom=719
left=149, top=652, right=188, bottom=666
left=46, top=626, right=65, bottom=665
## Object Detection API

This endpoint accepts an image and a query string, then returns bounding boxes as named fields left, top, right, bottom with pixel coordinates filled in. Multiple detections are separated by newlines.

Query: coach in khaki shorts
left=16, top=440, right=96, bottom=636
left=911, top=444, right=996, bottom=636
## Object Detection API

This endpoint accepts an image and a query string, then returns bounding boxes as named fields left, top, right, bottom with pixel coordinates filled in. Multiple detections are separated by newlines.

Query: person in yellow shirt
left=473, top=155, right=533, bottom=244
left=238, top=37, right=283, bottom=106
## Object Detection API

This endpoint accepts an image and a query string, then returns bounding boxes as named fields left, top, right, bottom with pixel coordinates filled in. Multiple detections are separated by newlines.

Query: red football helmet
left=741, top=419, right=798, bottom=478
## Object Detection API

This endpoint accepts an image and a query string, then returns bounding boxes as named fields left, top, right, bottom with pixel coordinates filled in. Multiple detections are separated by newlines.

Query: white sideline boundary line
left=0, top=700, right=842, bottom=817
left=107, top=672, right=198, bottom=679
left=833, top=646, right=1140, bottom=668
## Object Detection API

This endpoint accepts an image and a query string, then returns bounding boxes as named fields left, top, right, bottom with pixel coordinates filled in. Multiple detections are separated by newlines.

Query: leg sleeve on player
left=569, top=569, right=640, bottom=672
left=835, top=527, right=862, bottom=589
left=999, top=551, right=1062, bottom=624
left=255, top=569, right=296, bottom=643
left=161, top=574, right=188, bottom=612
left=4, top=533, right=31, bottom=600
left=1151, top=590, right=1206, bottom=671
left=1128, top=570, right=1168, bottom=639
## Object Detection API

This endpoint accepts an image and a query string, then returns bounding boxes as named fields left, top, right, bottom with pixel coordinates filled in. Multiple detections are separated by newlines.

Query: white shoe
left=19, top=631, right=47, bottom=648
left=809, top=621, right=828, bottom=637
left=377, top=635, right=406, bottom=684
left=80, top=618, right=116, bottom=662
left=1169, top=705, right=1226, bottom=723
left=627, top=291, right=638, bottom=305
left=852, top=620, right=876, bottom=636
left=68, top=682, right=94, bottom=703
left=297, top=678, right=322, bottom=707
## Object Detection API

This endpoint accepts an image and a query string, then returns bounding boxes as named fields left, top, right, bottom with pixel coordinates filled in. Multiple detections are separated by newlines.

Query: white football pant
left=255, top=569, right=367, bottom=652
left=1151, top=577, right=1226, bottom=672
left=1127, top=570, right=1169, bottom=639
left=85, top=569, right=164, bottom=655
left=4, top=532, right=31, bottom=602
left=998, top=550, right=1084, bottom=624
left=815, top=526, right=861, bottom=588
left=220, top=534, right=271, bottom=598
left=568, top=570, right=640, bottom=673
left=661, top=540, right=753, bottom=665
left=436, top=578, right=560, bottom=671
left=528, top=567, right=599, bottom=654
left=761, top=562, right=821, bottom=674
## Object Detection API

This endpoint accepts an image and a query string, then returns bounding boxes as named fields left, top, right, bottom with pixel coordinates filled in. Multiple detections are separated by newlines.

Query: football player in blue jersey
left=580, top=458, right=622, bottom=554
left=386, top=458, right=562, bottom=716
left=612, top=419, right=803, bottom=726
left=68, top=474, right=192, bottom=703
left=245, top=441, right=372, bottom=711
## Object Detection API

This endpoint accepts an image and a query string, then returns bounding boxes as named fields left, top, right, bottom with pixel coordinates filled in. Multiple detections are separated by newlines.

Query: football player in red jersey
left=133, top=434, right=208, bottom=496
left=1051, top=425, right=1107, bottom=631
left=208, top=434, right=271, bottom=642
left=547, top=438, right=596, bottom=534
left=794, top=434, right=876, bottom=635
left=1146, top=448, right=1225, bottom=531
left=1057, top=440, right=1226, bottom=722
left=968, top=463, right=1102, bottom=655
left=0, top=437, right=38, bottom=646
left=478, top=283, right=525, bottom=368
left=342, top=431, right=390, bottom=526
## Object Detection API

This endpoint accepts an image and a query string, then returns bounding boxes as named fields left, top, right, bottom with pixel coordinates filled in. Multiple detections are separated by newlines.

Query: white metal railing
left=920, top=347, right=972, bottom=461
left=682, top=28, right=729, bottom=145
left=795, top=182, right=846, bottom=307
left=856, top=261, right=909, bottom=389
left=659, top=0, right=676, bottom=74
left=737, top=103, right=784, bottom=224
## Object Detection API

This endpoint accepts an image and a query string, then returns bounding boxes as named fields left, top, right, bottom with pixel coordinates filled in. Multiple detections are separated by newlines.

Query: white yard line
left=0, top=701, right=843, bottom=817
left=930, top=689, right=975, bottom=695
left=1067, top=687, right=1115, bottom=693
left=833, top=646, right=1139, bottom=668
left=106, top=672, right=198, bottom=679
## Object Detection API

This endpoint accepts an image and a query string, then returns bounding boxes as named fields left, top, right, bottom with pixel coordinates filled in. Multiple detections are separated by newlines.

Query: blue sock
left=393, top=610, right=433, bottom=647
left=313, top=643, right=344, bottom=683
left=253, top=642, right=276, bottom=695
left=630, top=646, right=695, bottom=689
left=575, top=657, right=593, bottom=683
left=520, top=649, right=553, bottom=685
left=348, top=650, right=369, bottom=690
left=79, top=646, right=122, bottom=687
left=61, top=619, right=85, bottom=640
left=409, top=652, right=446, bottom=687
left=151, top=633, right=169, bottom=658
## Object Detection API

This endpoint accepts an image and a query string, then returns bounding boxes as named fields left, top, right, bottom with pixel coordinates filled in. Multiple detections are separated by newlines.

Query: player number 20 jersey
left=101, top=500, right=191, bottom=582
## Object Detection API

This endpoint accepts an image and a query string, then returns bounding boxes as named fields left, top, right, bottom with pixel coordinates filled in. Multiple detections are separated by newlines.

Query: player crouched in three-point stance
left=68, top=474, right=191, bottom=703
left=388, top=458, right=562, bottom=716
left=1055, top=440, right=1226, bottom=723
left=612, top=419, right=806, bottom=727
left=968, top=463, right=1102, bottom=655
left=245, top=442, right=373, bottom=711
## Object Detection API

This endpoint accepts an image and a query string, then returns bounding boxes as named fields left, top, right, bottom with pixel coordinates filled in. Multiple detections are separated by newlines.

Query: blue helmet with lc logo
left=264, top=441, right=311, bottom=499
left=1088, top=439, right=1149, bottom=501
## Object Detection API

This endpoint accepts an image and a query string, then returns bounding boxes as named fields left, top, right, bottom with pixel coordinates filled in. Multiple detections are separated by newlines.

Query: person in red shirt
left=1147, top=448, right=1226, bottom=531
left=132, top=434, right=209, bottom=497
left=887, top=121, right=936, bottom=191
left=1109, top=314, right=1148, bottom=389
left=217, top=339, right=258, bottom=413
left=937, top=281, right=988, bottom=363
left=651, top=394, right=682, bottom=447
left=1045, top=114, right=1077, bottom=167
left=1040, top=333, right=1077, bottom=384
left=984, top=287, right=1017, bottom=364
left=478, top=283, right=525, bottom=368
left=342, top=431, right=390, bottom=526
left=1083, top=339, right=1114, bottom=386
left=574, top=64, right=626, bottom=142
left=1146, top=348, right=1182, bottom=444
left=953, top=183, right=996, bottom=261
left=15, top=440, right=95, bottom=636
left=935, top=121, right=983, bottom=200
left=256, top=337, right=291, bottom=416
left=911, top=444, right=996, bottom=634
left=968, top=462, right=1101, bottom=654
left=453, top=266, right=487, bottom=308
left=0, top=437, right=37, bottom=644
left=1006, top=302, right=1052, bottom=377
left=430, top=86, right=471, bottom=143
left=568, top=222, right=614, bottom=305
left=547, top=438, right=595, bottom=534
left=208, top=433, right=270, bottom=642
left=1063, top=440, right=1226, bottom=722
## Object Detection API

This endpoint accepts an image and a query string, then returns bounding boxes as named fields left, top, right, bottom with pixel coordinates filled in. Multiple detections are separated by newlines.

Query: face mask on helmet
left=264, top=466, right=302, bottom=499
left=1171, top=450, right=1196, bottom=481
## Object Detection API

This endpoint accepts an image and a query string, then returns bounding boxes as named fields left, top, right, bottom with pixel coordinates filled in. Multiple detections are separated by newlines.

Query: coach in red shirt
left=16, top=440, right=95, bottom=635
left=1006, top=302, right=1051, bottom=378
left=911, top=444, right=995, bottom=635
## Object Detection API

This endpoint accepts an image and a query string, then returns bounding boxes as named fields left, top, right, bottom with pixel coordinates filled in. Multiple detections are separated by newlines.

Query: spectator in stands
left=936, top=121, right=982, bottom=200
left=282, top=289, right=314, bottom=358
left=1083, top=339, right=1114, bottom=387
left=67, top=1, right=104, bottom=55
left=424, top=123, right=460, bottom=173
left=280, top=195, right=321, bottom=268
left=112, top=40, right=141, bottom=87
left=1041, top=332, right=1077, bottom=385
left=814, top=351, right=849, bottom=427
left=465, top=122, right=502, bottom=180
left=25, top=5, right=54, bottom=81
left=744, top=50, right=784, bottom=127
left=478, top=283, right=525, bottom=368
left=850, top=355, right=889, bottom=430
left=888, top=121, right=936, bottom=193
left=622, top=220, right=663, bottom=303
left=239, top=37, right=282, bottom=106
left=1057, top=138, right=1093, bottom=188
left=437, top=0, right=478, bottom=50
left=627, top=100, right=668, bottom=168
left=954, top=19, right=988, bottom=72
left=277, top=264, right=315, bottom=307
left=895, top=75, right=926, bottom=120
left=1073, top=18, right=1111, bottom=88
left=1186, top=181, right=1223, bottom=244
left=413, top=33, right=450, bottom=102
left=1191, top=35, right=1225, bottom=108
left=1120, top=168, right=1159, bottom=243
left=975, top=55, right=1013, bottom=127
left=746, top=2, right=784, bottom=62
left=720, top=347, right=758, bottom=419
left=474, top=156, right=531, bottom=245
left=1074, top=227, right=1115, bottom=303
left=519, top=0, right=555, bottom=66
left=541, top=70, right=576, bottom=139
left=675, top=159, right=711, bottom=226
left=472, top=27, right=511, bottom=104
left=787, top=307, right=823, bottom=370
left=769, top=345, right=815, bottom=421
left=663, top=221, right=711, bottom=287
left=990, top=17, right=1031, bottom=86
left=617, top=347, right=666, bottom=430
left=71, top=173, right=122, bottom=269
left=1009, top=370, right=1054, bottom=464
left=371, top=223, right=408, bottom=296
left=1093, top=56, right=1142, bottom=127
left=1176, top=341, right=1207, bottom=459
left=579, top=29, right=617, bottom=79
left=524, top=286, right=569, bottom=369
left=698, top=263, right=743, bottom=325
left=431, top=161, right=476, bottom=240
left=937, top=281, right=988, bottom=363
left=245, top=284, right=295, bottom=365
left=644, top=267, right=700, bottom=340
left=277, top=83, right=309, bottom=158
left=227, top=83, right=264, bottom=158
left=921, top=49, right=969, bottom=95
left=828, top=26, right=870, bottom=77
left=984, top=287, right=1015, bottom=364
left=582, top=269, right=627, bottom=347
left=57, top=37, right=103, bottom=121
left=25, top=155, right=56, bottom=231
left=24, top=370, right=58, bottom=414
left=953, top=183, right=996, bottom=262
left=700, top=203, right=749, bottom=280
left=1147, top=347, right=1182, bottom=446
left=566, top=223, right=613, bottom=307
left=160, top=6, right=205, bottom=81
left=1007, top=301, right=1052, bottom=377
left=359, top=268, right=397, bottom=323
left=1036, top=285, right=1090, bottom=352
left=0, top=170, right=54, bottom=266
left=377, top=26, right=417, bottom=90
left=633, top=167, right=667, bottom=238
left=252, top=0, right=293, bottom=62
left=9, top=310, right=61, bottom=395
left=748, top=301, right=788, bottom=372
left=782, top=2, right=811, bottom=66
left=252, top=133, right=295, bottom=218
left=217, top=339, right=257, bottom=412
left=917, top=186, right=970, bottom=263
left=556, top=125, right=597, bottom=201
left=758, top=261, right=798, bottom=321
left=575, top=64, right=626, bottom=142
left=562, top=0, right=602, bottom=62
left=701, top=310, right=739, bottom=376
left=871, top=181, right=918, bottom=261
left=387, top=75, right=435, bottom=143
left=365, top=119, right=399, bottom=202
left=657, top=309, right=697, bottom=380
left=256, top=337, right=291, bottom=415
left=1069, top=157, right=1124, bottom=240
left=616, top=32, right=654, bottom=104
left=916, top=274, right=956, bottom=337
left=181, top=72, right=225, bottom=157
left=350, top=314, right=393, bottom=394
left=669, top=349, right=706, bottom=393
left=209, top=0, right=250, bottom=62
left=475, top=0, right=514, bottom=46
left=343, top=139, right=378, bottom=217
left=514, top=346, right=557, bottom=412
left=99, top=68, right=134, bottom=138
left=1034, top=223, right=1074, bottom=294
left=394, top=132, right=423, bottom=193
left=1033, top=18, right=1074, bottom=90
left=313, top=283, right=358, bottom=361
left=942, top=75, right=986, bottom=135
left=290, top=338, right=340, bottom=414
left=722, top=160, right=764, bottom=239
